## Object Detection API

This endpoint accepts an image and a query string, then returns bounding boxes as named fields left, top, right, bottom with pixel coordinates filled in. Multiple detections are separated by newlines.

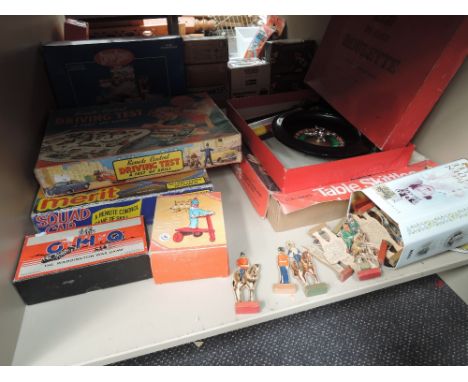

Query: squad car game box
left=32, top=169, right=213, bottom=233
left=149, top=192, right=229, bottom=283
left=43, top=36, right=186, bottom=108
left=34, top=94, right=242, bottom=196
left=13, top=217, right=151, bottom=305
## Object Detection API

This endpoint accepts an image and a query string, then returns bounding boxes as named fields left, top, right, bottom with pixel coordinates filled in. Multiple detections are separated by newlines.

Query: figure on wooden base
left=273, top=246, right=297, bottom=294
left=233, top=252, right=261, bottom=314
left=290, top=248, right=328, bottom=297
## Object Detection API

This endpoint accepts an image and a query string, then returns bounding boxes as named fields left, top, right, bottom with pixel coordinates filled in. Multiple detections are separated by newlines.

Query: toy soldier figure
left=273, top=247, right=297, bottom=294
left=236, top=252, right=249, bottom=280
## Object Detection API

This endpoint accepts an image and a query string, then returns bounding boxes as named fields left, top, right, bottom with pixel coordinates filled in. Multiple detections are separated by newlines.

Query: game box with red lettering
left=227, top=16, right=468, bottom=194
left=34, top=93, right=241, bottom=196
left=13, top=217, right=150, bottom=305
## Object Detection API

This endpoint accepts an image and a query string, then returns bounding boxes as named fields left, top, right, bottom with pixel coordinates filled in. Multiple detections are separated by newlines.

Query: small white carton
left=348, top=159, right=468, bottom=268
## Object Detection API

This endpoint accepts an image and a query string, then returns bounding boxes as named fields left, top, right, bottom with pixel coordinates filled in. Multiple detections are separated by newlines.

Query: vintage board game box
left=13, top=217, right=151, bottom=305
left=306, top=16, right=468, bottom=150
left=43, top=36, right=186, bottom=108
left=34, top=94, right=242, bottom=196
left=149, top=192, right=229, bottom=283
left=31, top=169, right=213, bottom=233
left=183, top=36, right=229, bottom=64
left=227, top=90, right=415, bottom=193
left=233, top=145, right=436, bottom=231
left=348, top=159, right=468, bottom=268
left=228, top=58, right=271, bottom=98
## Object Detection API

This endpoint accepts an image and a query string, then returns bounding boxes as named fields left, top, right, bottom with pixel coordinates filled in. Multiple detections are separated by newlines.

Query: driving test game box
left=34, top=94, right=242, bottom=196
left=13, top=217, right=150, bottom=305
left=31, top=169, right=213, bottom=233
left=349, top=159, right=468, bottom=268
left=43, top=36, right=186, bottom=108
left=149, top=192, right=229, bottom=283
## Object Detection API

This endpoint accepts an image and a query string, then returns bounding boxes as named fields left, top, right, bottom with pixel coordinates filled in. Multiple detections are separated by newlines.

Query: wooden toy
left=290, top=248, right=328, bottom=297
left=233, top=252, right=261, bottom=314
left=273, top=246, right=297, bottom=294
left=349, top=230, right=382, bottom=280
left=353, top=212, right=402, bottom=266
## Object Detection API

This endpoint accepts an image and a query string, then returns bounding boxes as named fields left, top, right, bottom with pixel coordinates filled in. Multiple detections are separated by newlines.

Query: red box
left=227, top=16, right=468, bottom=193
left=307, top=16, right=468, bottom=151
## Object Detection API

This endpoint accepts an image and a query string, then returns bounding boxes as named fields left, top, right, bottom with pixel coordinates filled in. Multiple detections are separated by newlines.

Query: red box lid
left=305, top=16, right=468, bottom=150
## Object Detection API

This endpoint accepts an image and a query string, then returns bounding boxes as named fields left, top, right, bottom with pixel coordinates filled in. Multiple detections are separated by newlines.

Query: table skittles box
left=34, top=93, right=242, bottom=197
left=31, top=169, right=213, bottom=233
left=13, top=217, right=150, bottom=305
left=149, top=192, right=229, bottom=283
left=43, top=36, right=186, bottom=108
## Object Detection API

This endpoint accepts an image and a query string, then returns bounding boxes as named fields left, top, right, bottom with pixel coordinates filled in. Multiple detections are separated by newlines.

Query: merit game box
left=13, top=217, right=151, bottom=305
left=35, top=94, right=242, bottom=196
left=32, top=169, right=213, bottom=233
left=149, top=192, right=229, bottom=283
left=43, top=36, right=186, bottom=108
left=349, top=159, right=468, bottom=268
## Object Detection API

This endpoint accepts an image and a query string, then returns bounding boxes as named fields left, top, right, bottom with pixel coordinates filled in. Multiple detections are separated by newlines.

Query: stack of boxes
left=264, top=39, right=317, bottom=93
left=228, top=58, right=271, bottom=98
left=13, top=35, right=243, bottom=304
left=183, top=36, right=230, bottom=105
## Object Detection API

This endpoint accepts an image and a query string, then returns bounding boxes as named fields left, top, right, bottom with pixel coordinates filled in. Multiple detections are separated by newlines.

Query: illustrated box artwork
left=34, top=94, right=242, bottom=196
left=43, top=36, right=186, bottom=108
left=348, top=159, right=468, bottom=268
left=13, top=217, right=151, bottom=305
left=149, top=192, right=229, bottom=283
left=31, top=169, right=213, bottom=233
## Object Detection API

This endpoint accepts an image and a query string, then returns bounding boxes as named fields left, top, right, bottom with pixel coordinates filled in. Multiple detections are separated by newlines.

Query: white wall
left=0, top=15, right=64, bottom=365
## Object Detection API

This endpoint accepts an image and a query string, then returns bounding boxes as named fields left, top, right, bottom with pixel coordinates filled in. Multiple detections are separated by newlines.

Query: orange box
left=149, top=192, right=229, bottom=283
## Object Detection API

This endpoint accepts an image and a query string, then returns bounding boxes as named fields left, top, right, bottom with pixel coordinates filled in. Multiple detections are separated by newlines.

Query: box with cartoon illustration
left=149, top=192, right=229, bottom=283
left=43, top=36, right=186, bottom=108
left=348, top=159, right=468, bottom=268
left=31, top=169, right=213, bottom=233
left=13, top=217, right=151, bottom=305
left=34, top=94, right=242, bottom=196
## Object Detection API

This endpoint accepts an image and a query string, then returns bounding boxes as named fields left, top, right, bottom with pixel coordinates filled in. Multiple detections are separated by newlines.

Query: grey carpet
left=113, top=275, right=468, bottom=366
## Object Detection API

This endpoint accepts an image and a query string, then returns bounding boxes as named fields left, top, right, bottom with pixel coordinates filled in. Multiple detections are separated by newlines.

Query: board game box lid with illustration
left=34, top=94, right=242, bottom=196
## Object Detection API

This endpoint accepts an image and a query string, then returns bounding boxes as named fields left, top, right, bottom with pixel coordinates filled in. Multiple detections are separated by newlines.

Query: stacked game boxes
left=14, top=35, right=242, bottom=302
left=183, top=36, right=230, bottom=106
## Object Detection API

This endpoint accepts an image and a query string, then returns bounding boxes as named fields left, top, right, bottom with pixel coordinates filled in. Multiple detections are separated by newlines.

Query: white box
left=228, top=58, right=270, bottom=98
left=349, top=159, right=468, bottom=268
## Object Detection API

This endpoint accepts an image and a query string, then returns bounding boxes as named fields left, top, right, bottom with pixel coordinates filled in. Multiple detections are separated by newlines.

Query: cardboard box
left=183, top=36, right=229, bottom=64
left=35, top=94, right=242, bottom=196
left=31, top=169, right=213, bottom=233
left=348, top=159, right=468, bottom=268
left=233, top=146, right=436, bottom=231
left=64, top=18, right=89, bottom=41
left=264, top=39, right=317, bottom=75
left=227, top=90, right=414, bottom=193
left=43, top=36, right=186, bottom=108
left=185, top=63, right=229, bottom=106
left=228, top=58, right=271, bottom=98
left=307, top=16, right=468, bottom=150
left=270, top=72, right=309, bottom=94
left=185, top=63, right=228, bottom=88
left=149, top=192, right=229, bottom=283
left=13, top=217, right=150, bottom=305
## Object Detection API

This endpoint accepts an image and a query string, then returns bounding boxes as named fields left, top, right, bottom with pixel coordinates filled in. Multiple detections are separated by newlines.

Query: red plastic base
left=378, top=241, right=388, bottom=264
left=339, top=266, right=354, bottom=282
left=235, top=301, right=261, bottom=314
left=358, top=267, right=382, bottom=281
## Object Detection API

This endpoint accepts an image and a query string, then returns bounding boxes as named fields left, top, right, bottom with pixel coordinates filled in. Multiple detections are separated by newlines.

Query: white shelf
left=12, top=167, right=468, bottom=365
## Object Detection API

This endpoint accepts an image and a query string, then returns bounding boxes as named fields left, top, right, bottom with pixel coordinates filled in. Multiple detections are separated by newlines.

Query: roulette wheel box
left=227, top=16, right=468, bottom=193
